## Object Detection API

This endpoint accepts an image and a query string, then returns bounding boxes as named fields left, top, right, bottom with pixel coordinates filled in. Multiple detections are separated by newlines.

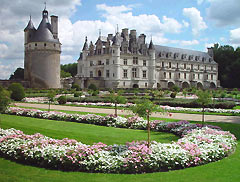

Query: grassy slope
left=0, top=114, right=239, bottom=182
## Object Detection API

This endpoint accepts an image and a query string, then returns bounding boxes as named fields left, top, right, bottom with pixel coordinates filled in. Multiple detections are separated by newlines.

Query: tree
left=109, top=91, right=126, bottom=116
left=9, top=68, right=24, bottom=80
left=130, top=99, right=159, bottom=148
left=61, top=63, right=78, bottom=77
left=196, top=90, right=212, bottom=126
left=72, top=83, right=81, bottom=91
left=88, top=83, right=97, bottom=91
left=8, top=83, right=25, bottom=101
left=47, top=90, right=56, bottom=112
left=60, top=70, right=71, bottom=78
left=182, top=88, right=187, bottom=98
left=0, top=86, right=11, bottom=127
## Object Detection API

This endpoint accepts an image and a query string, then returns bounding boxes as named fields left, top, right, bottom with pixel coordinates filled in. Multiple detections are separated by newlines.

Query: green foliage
left=74, top=91, right=83, bottom=98
left=213, top=44, right=240, bottom=88
left=170, top=92, right=177, bottom=99
left=8, top=83, right=25, bottom=101
left=9, top=67, right=24, bottom=80
left=0, top=86, right=11, bottom=113
left=109, top=91, right=126, bottom=116
left=57, top=96, right=67, bottom=105
left=60, top=70, right=71, bottom=78
left=61, top=63, right=77, bottom=77
left=88, top=83, right=97, bottom=91
left=196, top=90, right=212, bottom=125
left=72, top=83, right=81, bottom=91
left=171, top=85, right=180, bottom=92
left=130, top=99, right=158, bottom=118
left=182, top=88, right=187, bottom=98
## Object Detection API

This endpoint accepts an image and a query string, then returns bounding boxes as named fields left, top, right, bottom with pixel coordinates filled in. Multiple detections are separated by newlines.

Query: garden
left=0, top=84, right=240, bottom=181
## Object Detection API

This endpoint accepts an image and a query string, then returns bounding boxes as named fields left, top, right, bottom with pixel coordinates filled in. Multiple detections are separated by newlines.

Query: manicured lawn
left=0, top=114, right=240, bottom=182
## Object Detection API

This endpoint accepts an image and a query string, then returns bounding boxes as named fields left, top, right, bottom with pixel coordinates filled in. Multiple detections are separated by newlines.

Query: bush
left=72, top=84, right=81, bottom=91
left=88, top=84, right=97, bottom=91
left=0, top=86, right=11, bottom=113
left=57, top=96, right=67, bottom=105
left=8, top=83, right=25, bottom=101
left=74, top=91, right=83, bottom=97
left=170, top=92, right=177, bottom=99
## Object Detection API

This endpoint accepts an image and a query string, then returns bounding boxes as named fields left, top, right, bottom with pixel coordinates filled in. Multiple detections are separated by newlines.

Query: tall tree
left=61, top=63, right=78, bottom=77
left=9, top=68, right=24, bottom=80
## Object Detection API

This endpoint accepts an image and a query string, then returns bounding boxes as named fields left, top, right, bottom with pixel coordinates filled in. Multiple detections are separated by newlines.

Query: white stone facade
left=76, top=29, right=219, bottom=89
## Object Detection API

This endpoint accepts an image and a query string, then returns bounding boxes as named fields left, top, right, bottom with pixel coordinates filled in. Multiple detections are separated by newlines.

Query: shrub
left=57, top=96, right=67, bottom=105
left=74, top=91, right=83, bottom=97
left=0, top=86, right=11, bottom=113
left=8, top=83, right=25, bottom=101
left=88, top=84, right=97, bottom=91
left=170, top=92, right=177, bottom=99
left=72, top=83, right=81, bottom=91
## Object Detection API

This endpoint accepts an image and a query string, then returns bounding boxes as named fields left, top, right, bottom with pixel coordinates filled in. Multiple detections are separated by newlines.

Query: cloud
left=207, top=0, right=240, bottom=26
left=183, top=7, right=207, bottom=35
left=0, top=0, right=81, bottom=79
left=229, top=28, right=240, bottom=45
left=162, top=16, right=183, bottom=34
left=180, top=40, right=199, bottom=46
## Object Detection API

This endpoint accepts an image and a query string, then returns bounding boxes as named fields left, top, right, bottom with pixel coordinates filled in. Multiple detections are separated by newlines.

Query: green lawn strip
left=0, top=114, right=178, bottom=145
left=12, top=105, right=180, bottom=122
left=16, top=101, right=240, bottom=116
left=0, top=114, right=239, bottom=182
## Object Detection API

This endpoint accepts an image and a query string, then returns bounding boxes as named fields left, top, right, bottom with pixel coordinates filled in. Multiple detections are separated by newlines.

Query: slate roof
left=154, top=45, right=216, bottom=64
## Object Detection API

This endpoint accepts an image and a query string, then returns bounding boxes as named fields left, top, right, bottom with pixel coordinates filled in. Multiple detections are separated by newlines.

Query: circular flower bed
left=0, top=127, right=236, bottom=173
left=1, top=107, right=237, bottom=173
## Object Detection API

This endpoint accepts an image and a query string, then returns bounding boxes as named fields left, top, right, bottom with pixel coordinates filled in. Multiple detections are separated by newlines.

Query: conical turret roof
left=24, top=17, right=36, bottom=31
left=32, top=9, right=59, bottom=43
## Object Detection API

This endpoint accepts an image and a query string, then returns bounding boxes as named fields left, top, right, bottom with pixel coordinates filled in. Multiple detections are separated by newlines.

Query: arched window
left=98, top=70, right=102, bottom=77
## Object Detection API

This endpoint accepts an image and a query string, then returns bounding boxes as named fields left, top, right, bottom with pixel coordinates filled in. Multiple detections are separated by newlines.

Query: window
left=123, top=69, right=128, bottom=78
left=143, top=60, right=146, bottom=66
left=169, top=72, right=171, bottom=79
left=123, top=82, right=125, bottom=86
left=143, top=49, right=146, bottom=55
left=44, top=43, right=46, bottom=47
left=145, top=83, right=148, bottom=87
left=132, top=68, right=137, bottom=78
left=97, top=49, right=101, bottom=55
left=193, top=74, right=195, bottom=79
left=98, top=60, right=102, bottom=65
left=211, top=74, right=213, bottom=80
left=191, top=64, right=193, bottom=70
left=112, top=50, right=115, bottom=54
left=198, top=65, right=200, bottom=70
left=162, top=62, right=164, bottom=67
left=205, top=65, right=207, bottom=71
left=113, top=60, right=115, bottom=64
left=164, top=72, right=166, bottom=79
left=123, top=47, right=128, bottom=53
left=211, top=66, right=213, bottom=71
left=169, top=62, right=171, bottom=68
left=124, top=59, right=127, bottom=65
left=106, top=70, right=110, bottom=78
left=143, top=70, right=147, bottom=78
left=133, top=57, right=138, bottom=64
left=106, top=59, right=109, bottom=65
left=133, top=48, right=137, bottom=54
left=113, top=73, right=115, bottom=77
left=35, top=43, right=37, bottom=46
left=198, top=74, right=200, bottom=79
left=90, top=71, right=93, bottom=77
left=184, top=64, right=186, bottom=69
left=178, top=73, right=181, bottom=78
left=90, top=61, right=93, bottom=66
left=177, top=63, right=179, bottom=69
left=207, top=75, right=208, bottom=79
left=184, top=73, right=186, bottom=79
left=54, top=44, right=56, bottom=47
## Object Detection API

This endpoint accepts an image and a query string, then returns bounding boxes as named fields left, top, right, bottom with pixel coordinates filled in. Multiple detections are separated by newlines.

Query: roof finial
left=117, top=24, right=119, bottom=33
left=30, top=14, right=31, bottom=20
left=85, top=36, right=87, bottom=42
left=44, top=2, right=47, bottom=10
left=99, top=29, right=101, bottom=37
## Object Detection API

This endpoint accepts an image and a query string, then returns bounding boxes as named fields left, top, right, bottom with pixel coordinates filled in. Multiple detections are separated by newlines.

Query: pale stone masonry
left=76, top=29, right=219, bottom=89
left=24, top=8, right=61, bottom=88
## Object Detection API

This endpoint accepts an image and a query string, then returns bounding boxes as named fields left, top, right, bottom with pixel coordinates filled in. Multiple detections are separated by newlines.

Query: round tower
left=24, top=8, right=61, bottom=88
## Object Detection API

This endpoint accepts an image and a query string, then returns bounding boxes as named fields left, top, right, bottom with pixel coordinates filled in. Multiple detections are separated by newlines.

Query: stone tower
left=24, top=8, right=61, bottom=88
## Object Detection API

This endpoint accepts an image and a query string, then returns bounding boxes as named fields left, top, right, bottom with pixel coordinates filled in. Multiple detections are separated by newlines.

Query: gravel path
left=15, top=103, right=240, bottom=124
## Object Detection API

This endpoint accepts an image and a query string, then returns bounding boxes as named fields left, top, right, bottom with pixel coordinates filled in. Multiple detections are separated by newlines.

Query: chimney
left=207, top=47, right=214, bottom=58
left=121, top=28, right=129, bottom=41
left=51, top=15, right=58, bottom=39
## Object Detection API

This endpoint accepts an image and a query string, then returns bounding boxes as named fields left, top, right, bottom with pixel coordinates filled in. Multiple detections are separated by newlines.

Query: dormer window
left=133, top=48, right=138, bottom=54
left=44, top=43, right=46, bottom=47
left=174, top=53, right=179, bottom=59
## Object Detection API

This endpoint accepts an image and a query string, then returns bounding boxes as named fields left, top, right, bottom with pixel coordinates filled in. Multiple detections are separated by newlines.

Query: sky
left=0, top=0, right=240, bottom=79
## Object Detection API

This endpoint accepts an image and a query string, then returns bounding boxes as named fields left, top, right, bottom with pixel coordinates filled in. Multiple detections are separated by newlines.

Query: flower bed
left=1, top=107, right=237, bottom=173
left=0, top=127, right=236, bottom=173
